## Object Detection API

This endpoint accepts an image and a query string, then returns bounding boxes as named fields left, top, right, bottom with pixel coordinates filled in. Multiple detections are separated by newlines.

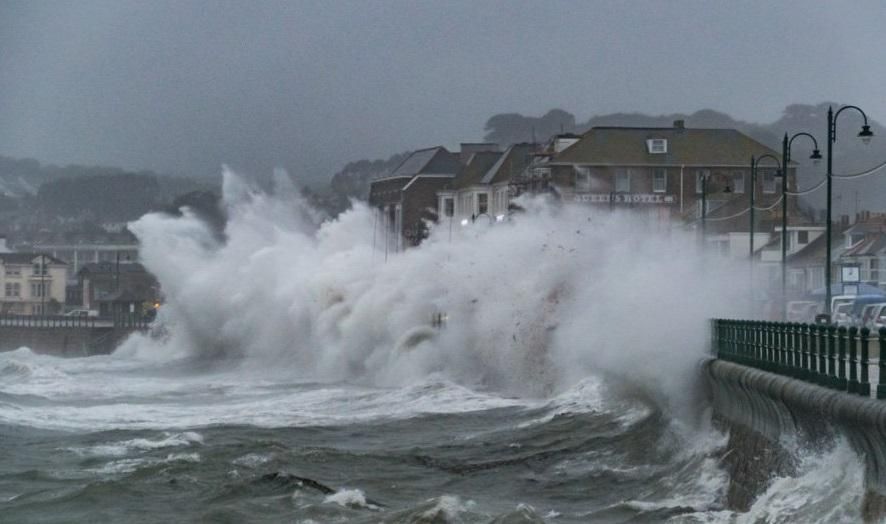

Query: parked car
left=870, top=304, right=886, bottom=330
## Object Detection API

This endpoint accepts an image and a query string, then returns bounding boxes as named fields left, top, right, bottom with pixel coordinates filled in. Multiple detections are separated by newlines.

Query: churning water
left=0, top=170, right=870, bottom=522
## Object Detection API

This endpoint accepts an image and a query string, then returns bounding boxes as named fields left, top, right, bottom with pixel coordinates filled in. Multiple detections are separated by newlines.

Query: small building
left=368, top=146, right=465, bottom=250
left=78, top=262, right=160, bottom=318
left=838, top=213, right=886, bottom=289
left=0, top=253, right=67, bottom=315
left=438, top=143, right=538, bottom=225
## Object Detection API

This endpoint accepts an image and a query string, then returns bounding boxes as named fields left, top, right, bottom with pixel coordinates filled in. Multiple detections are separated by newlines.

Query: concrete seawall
left=704, top=358, right=886, bottom=519
left=0, top=326, right=136, bottom=356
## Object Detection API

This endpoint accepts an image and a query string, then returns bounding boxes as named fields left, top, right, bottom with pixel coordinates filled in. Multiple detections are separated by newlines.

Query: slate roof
left=450, top=152, right=502, bottom=189
left=0, top=253, right=65, bottom=265
left=551, top=126, right=785, bottom=167
left=844, top=235, right=886, bottom=257
left=481, top=143, right=537, bottom=185
left=78, top=262, right=147, bottom=275
left=844, top=217, right=886, bottom=236
left=389, top=148, right=440, bottom=178
left=788, top=223, right=852, bottom=265
left=383, top=147, right=462, bottom=180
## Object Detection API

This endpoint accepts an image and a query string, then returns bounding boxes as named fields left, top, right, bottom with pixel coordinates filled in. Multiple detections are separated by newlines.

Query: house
left=757, top=224, right=827, bottom=297
left=77, top=262, right=160, bottom=318
left=368, top=146, right=466, bottom=250
left=545, top=120, right=800, bottom=254
left=0, top=253, right=67, bottom=315
left=838, top=213, right=886, bottom=289
left=17, top=231, right=139, bottom=281
left=437, top=143, right=537, bottom=224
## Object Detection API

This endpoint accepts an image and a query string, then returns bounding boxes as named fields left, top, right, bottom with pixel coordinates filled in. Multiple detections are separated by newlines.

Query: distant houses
left=368, top=146, right=468, bottom=251
left=0, top=253, right=67, bottom=315
left=368, top=121, right=801, bottom=259
left=77, top=261, right=160, bottom=319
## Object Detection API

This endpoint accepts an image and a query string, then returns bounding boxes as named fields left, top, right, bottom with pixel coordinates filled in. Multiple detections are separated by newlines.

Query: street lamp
left=749, top=154, right=782, bottom=308
left=781, top=132, right=822, bottom=316
left=40, top=255, right=46, bottom=317
left=699, top=171, right=732, bottom=244
left=749, top=154, right=782, bottom=260
left=825, top=105, right=874, bottom=318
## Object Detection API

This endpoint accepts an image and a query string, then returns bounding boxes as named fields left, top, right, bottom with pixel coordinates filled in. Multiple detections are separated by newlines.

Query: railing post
left=860, top=327, right=871, bottom=397
left=827, top=325, right=838, bottom=389
left=837, top=326, right=848, bottom=390
left=878, top=327, right=886, bottom=400
left=815, top=325, right=828, bottom=386
left=778, top=322, right=787, bottom=373
left=848, top=326, right=859, bottom=394
left=799, top=323, right=809, bottom=380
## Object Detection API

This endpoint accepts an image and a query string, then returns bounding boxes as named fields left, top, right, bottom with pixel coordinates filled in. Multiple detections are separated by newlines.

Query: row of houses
left=366, top=121, right=886, bottom=303
left=0, top=247, right=159, bottom=317
left=368, top=120, right=799, bottom=254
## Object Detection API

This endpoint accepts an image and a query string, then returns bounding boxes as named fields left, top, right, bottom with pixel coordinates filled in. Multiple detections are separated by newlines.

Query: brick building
left=437, top=143, right=537, bottom=225
left=368, top=146, right=466, bottom=250
left=545, top=120, right=802, bottom=254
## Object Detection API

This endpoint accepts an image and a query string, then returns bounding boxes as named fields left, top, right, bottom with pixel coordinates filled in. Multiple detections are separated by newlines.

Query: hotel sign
left=574, top=193, right=676, bottom=205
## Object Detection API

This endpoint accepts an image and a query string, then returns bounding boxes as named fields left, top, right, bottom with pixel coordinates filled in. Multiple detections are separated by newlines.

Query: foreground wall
left=0, top=326, right=133, bottom=356
left=703, top=358, right=886, bottom=520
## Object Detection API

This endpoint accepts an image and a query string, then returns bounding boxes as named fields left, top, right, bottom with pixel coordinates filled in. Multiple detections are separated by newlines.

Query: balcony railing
left=712, top=319, right=886, bottom=399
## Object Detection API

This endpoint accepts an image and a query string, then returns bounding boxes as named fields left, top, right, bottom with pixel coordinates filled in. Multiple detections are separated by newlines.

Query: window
left=615, top=169, right=631, bottom=192
left=798, top=230, right=809, bottom=244
left=533, top=167, right=551, bottom=178
left=652, top=169, right=667, bottom=193
left=32, top=262, right=48, bottom=276
left=762, top=170, right=776, bottom=193
left=460, top=193, right=474, bottom=216
left=31, top=282, right=46, bottom=298
left=575, top=166, right=592, bottom=192
left=646, top=139, right=667, bottom=154
left=4, top=283, right=10, bottom=297
left=477, top=193, right=488, bottom=215
left=732, top=171, right=745, bottom=194
left=873, top=258, right=880, bottom=282
left=443, top=198, right=454, bottom=217
left=695, top=170, right=710, bottom=194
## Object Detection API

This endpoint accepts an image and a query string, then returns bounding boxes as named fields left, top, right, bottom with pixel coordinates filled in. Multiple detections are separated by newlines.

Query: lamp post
left=749, top=154, right=782, bottom=308
left=699, top=171, right=731, bottom=246
left=825, top=105, right=874, bottom=318
left=40, top=255, right=46, bottom=317
left=781, top=132, right=822, bottom=317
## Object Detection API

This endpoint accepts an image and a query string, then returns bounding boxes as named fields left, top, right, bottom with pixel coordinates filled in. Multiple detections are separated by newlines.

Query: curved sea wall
left=703, top=358, right=886, bottom=519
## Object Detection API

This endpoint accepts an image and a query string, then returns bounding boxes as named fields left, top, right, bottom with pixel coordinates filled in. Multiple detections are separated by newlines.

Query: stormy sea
left=0, top=170, right=869, bottom=522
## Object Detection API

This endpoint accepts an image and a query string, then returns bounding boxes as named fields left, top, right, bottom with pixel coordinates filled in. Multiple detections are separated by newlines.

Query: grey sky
left=1, top=0, right=885, bottom=183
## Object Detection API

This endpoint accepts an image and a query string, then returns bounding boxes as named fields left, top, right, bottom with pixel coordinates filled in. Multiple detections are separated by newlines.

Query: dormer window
left=646, top=139, right=667, bottom=154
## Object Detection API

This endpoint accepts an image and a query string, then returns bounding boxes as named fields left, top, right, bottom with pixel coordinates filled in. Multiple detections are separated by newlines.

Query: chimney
left=673, top=119, right=685, bottom=129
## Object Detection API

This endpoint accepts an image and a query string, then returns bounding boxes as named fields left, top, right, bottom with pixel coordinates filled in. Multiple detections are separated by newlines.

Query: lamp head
left=859, top=125, right=874, bottom=145
left=810, top=149, right=822, bottom=165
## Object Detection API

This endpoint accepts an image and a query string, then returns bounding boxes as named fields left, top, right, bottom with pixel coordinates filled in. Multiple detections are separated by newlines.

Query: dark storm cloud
left=1, top=0, right=885, bottom=182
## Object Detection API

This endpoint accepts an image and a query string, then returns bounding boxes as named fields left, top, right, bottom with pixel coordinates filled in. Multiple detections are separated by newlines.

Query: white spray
left=126, top=168, right=749, bottom=414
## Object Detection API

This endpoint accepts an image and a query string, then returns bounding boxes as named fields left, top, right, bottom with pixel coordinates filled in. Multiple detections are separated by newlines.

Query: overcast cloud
left=1, top=0, right=885, bottom=182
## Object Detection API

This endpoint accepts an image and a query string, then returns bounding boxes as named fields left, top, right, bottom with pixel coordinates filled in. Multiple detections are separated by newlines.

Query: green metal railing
left=712, top=319, right=886, bottom=399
